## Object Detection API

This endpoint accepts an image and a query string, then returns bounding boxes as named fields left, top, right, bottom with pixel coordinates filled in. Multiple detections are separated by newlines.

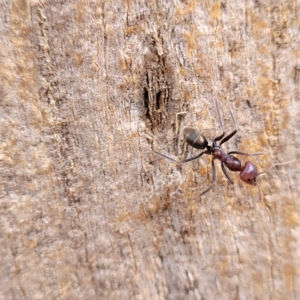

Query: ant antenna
left=256, top=181, right=272, bottom=224
left=255, top=160, right=293, bottom=224
left=257, top=161, right=294, bottom=177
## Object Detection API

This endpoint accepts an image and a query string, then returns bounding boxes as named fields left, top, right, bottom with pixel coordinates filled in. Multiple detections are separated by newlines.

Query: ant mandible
left=154, top=101, right=288, bottom=220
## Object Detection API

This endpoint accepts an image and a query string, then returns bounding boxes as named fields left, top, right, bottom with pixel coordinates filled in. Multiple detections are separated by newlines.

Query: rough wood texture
left=0, top=1, right=299, bottom=299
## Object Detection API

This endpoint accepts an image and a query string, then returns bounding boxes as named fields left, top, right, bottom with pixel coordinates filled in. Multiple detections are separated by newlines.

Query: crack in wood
left=143, top=38, right=171, bottom=130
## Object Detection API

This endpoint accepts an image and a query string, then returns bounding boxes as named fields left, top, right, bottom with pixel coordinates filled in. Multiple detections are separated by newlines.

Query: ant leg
left=220, top=101, right=238, bottom=145
left=181, top=151, right=207, bottom=163
left=216, top=100, right=225, bottom=131
left=175, top=112, right=187, bottom=135
left=213, top=132, right=225, bottom=143
left=221, top=163, right=234, bottom=184
left=220, top=130, right=237, bottom=145
left=154, top=150, right=207, bottom=164
left=154, top=151, right=181, bottom=163
left=200, top=159, right=216, bottom=196
left=228, top=101, right=237, bottom=129
left=175, top=112, right=187, bottom=154
left=227, top=151, right=266, bottom=156
left=213, top=101, right=225, bottom=142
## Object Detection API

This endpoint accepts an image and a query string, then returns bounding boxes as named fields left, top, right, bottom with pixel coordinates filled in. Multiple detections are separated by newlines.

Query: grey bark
left=0, top=1, right=299, bottom=299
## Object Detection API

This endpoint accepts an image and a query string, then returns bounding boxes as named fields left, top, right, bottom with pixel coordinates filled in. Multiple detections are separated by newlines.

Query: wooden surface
left=0, top=1, right=299, bottom=299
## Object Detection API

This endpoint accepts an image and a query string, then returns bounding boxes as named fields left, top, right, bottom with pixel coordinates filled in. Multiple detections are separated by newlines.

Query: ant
left=155, top=101, right=289, bottom=221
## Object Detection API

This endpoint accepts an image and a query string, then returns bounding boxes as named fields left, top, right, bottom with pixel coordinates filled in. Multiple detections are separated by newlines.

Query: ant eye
left=248, top=178, right=251, bottom=182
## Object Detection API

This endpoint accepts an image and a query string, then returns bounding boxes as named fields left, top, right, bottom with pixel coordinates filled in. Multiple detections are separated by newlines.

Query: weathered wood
left=0, top=1, right=299, bottom=299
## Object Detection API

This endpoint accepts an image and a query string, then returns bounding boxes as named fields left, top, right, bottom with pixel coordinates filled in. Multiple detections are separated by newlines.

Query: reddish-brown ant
left=155, top=101, right=289, bottom=221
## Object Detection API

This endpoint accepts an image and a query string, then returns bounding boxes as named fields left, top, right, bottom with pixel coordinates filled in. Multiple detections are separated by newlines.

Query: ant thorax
left=212, top=147, right=242, bottom=172
left=211, top=147, right=223, bottom=159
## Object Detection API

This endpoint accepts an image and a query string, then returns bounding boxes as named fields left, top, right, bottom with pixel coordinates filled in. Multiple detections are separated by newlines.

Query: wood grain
left=0, top=1, right=299, bottom=299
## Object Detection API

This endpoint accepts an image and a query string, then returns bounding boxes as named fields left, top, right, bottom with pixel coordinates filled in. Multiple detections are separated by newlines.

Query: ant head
left=239, top=161, right=258, bottom=186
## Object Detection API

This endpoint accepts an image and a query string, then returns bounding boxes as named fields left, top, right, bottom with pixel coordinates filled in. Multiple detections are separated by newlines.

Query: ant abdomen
left=183, top=127, right=208, bottom=149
